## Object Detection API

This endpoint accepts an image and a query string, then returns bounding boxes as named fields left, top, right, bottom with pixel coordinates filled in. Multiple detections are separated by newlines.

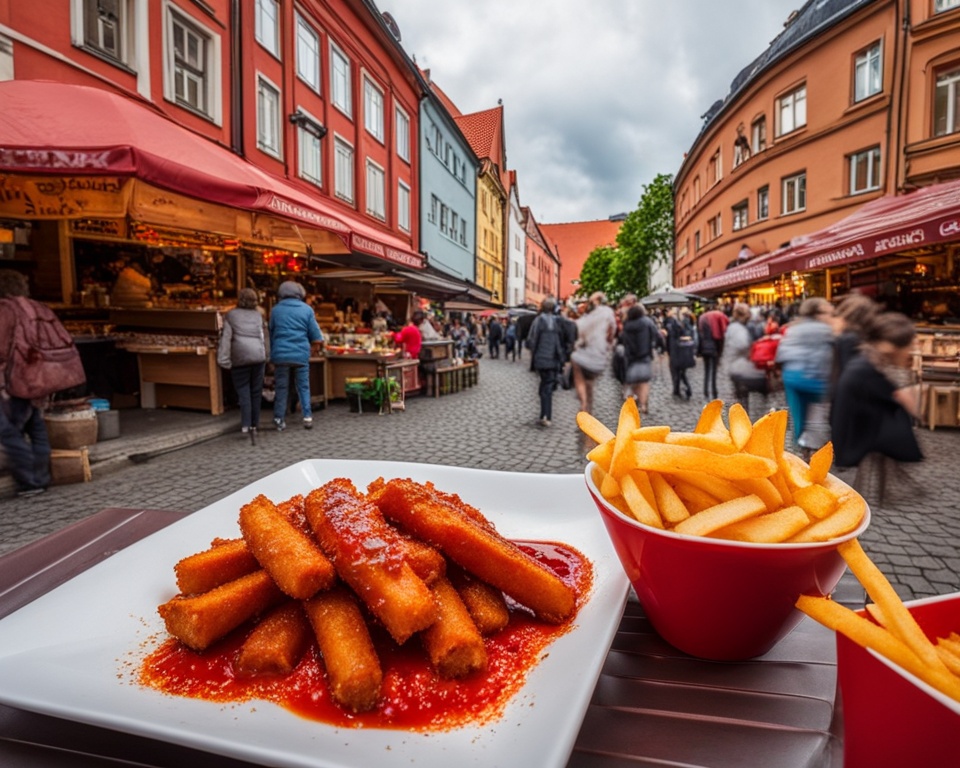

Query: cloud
left=388, top=0, right=799, bottom=222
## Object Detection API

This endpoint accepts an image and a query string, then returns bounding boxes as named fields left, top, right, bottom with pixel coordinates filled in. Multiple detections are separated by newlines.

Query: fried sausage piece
left=422, top=576, right=487, bottom=678
left=239, top=494, right=336, bottom=600
left=304, top=479, right=437, bottom=644
left=304, top=586, right=382, bottom=713
left=158, top=570, right=283, bottom=651
left=448, top=565, right=510, bottom=636
left=235, top=601, right=313, bottom=677
left=174, top=538, right=260, bottom=595
left=369, top=478, right=575, bottom=623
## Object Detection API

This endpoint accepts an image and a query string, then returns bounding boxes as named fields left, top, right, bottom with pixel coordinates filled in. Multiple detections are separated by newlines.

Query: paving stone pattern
left=1, top=350, right=958, bottom=602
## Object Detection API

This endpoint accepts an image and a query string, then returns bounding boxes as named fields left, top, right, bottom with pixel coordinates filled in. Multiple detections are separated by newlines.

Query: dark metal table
left=0, top=508, right=861, bottom=767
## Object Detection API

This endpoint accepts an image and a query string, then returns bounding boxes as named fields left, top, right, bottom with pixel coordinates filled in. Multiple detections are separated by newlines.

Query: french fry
left=577, top=411, right=615, bottom=444
left=779, top=451, right=813, bottom=490
left=796, top=595, right=960, bottom=702
left=673, top=494, right=766, bottom=537
left=671, top=470, right=744, bottom=502
left=586, top=439, right=615, bottom=470
left=631, top=442, right=776, bottom=480
left=628, top=469, right=658, bottom=511
left=669, top=479, right=721, bottom=514
left=649, top=472, right=690, bottom=525
left=789, top=490, right=865, bottom=542
left=610, top=398, right=642, bottom=479
left=792, top=482, right=839, bottom=520
left=620, top=473, right=663, bottom=528
left=713, top=505, right=809, bottom=543
left=694, top=399, right=725, bottom=435
left=743, top=410, right=778, bottom=461
left=808, top=442, right=833, bottom=484
left=731, top=477, right=783, bottom=513
left=664, top=431, right=737, bottom=454
left=838, top=539, right=950, bottom=675
left=629, top=425, right=671, bottom=442
left=727, top=402, right=753, bottom=450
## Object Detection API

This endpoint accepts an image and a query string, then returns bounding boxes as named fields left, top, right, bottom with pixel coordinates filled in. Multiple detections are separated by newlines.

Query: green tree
left=608, top=172, right=675, bottom=300
left=577, top=246, right=615, bottom=297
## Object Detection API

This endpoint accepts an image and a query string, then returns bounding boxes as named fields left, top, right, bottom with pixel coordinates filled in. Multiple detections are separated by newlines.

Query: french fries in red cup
left=580, top=399, right=871, bottom=660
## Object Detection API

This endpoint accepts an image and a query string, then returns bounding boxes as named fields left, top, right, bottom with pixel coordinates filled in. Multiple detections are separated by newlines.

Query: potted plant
left=365, top=376, right=402, bottom=413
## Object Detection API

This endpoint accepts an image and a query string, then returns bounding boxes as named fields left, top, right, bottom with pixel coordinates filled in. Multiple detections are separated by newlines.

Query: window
left=428, top=195, right=438, bottom=224
left=365, top=161, right=385, bottom=219
left=395, top=106, right=410, bottom=162
left=79, top=0, right=131, bottom=64
left=751, top=116, right=767, bottom=153
left=254, top=0, right=279, bottom=58
left=934, top=65, right=960, bottom=136
left=256, top=76, right=281, bottom=157
left=777, top=85, right=806, bottom=136
left=334, top=137, right=354, bottom=203
left=732, top=201, right=749, bottom=231
left=694, top=231, right=701, bottom=252
left=297, top=120, right=322, bottom=186
left=440, top=203, right=449, bottom=234
left=165, top=6, right=219, bottom=121
left=850, top=146, right=881, bottom=194
left=363, top=78, right=384, bottom=142
left=854, top=42, right=882, bottom=102
left=757, top=186, right=769, bottom=220
left=460, top=219, right=467, bottom=245
left=935, top=0, right=960, bottom=11
left=707, top=214, right=721, bottom=240
left=398, top=181, right=410, bottom=232
left=707, top=150, right=721, bottom=185
left=782, top=172, right=807, bottom=214
left=296, top=14, right=320, bottom=92
left=330, top=42, right=352, bottom=117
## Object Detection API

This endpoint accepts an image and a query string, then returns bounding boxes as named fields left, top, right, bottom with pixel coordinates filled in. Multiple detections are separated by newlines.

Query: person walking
left=269, top=280, right=323, bottom=431
left=697, top=307, right=729, bottom=399
left=619, top=304, right=664, bottom=414
left=774, top=297, right=837, bottom=449
left=722, top=302, right=769, bottom=409
left=487, top=315, right=503, bottom=359
left=663, top=308, right=695, bottom=400
left=526, top=297, right=565, bottom=426
left=570, top=291, right=617, bottom=415
left=504, top=319, right=518, bottom=362
left=218, top=288, right=269, bottom=445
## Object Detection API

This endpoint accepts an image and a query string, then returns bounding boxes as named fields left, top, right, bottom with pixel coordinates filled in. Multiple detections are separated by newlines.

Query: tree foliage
left=606, top=173, right=675, bottom=302
left=577, top=246, right=615, bottom=298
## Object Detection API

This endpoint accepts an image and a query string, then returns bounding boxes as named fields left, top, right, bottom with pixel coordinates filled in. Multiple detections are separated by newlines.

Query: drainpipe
left=230, top=0, right=244, bottom=155
left=890, top=0, right=911, bottom=192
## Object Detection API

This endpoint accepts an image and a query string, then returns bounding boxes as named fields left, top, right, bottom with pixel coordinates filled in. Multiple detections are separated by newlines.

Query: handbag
left=560, top=362, right=574, bottom=390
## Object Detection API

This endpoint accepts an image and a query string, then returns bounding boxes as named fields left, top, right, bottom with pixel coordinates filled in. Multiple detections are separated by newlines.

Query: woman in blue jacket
left=269, top=281, right=322, bottom=431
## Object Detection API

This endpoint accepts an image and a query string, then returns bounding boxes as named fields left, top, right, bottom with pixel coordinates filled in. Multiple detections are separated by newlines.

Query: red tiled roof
left=454, top=106, right=502, bottom=161
left=540, top=219, right=623, bottom=299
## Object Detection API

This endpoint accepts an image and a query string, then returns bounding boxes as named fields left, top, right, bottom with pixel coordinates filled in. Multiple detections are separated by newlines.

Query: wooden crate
left=50, top=448, right=92, bottom=485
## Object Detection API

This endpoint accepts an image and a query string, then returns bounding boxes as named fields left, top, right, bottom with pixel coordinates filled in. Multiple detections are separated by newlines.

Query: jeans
left=0, top=396, right=51, bottom=491
left=231, top=363, right=265, bottom=430
left=670, top=365, right=692, bottom=397
left=273, top=363, right=312, bottom=421
left=781, top=368, right=827, bottom=443
left=537, top=367, right=557, bottom=420
left=702, top=354, right=720, bottom=398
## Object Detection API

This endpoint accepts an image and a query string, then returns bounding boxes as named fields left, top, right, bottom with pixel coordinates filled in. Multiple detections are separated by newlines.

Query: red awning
left=683, top=250, right=790, bottom=295
left=770, top=179, right=960, bottom=274
left=0, top=80, right=423, bottom=269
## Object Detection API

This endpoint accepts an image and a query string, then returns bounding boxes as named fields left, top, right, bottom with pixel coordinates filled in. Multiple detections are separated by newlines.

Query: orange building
left=522, top=206, right=560, bottom=306
left=540, top=217, right=623, bottom=302
left=675, top=0, right=960, bottom=318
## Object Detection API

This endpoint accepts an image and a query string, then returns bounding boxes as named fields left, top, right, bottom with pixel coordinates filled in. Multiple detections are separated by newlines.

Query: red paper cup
left=585, top=461, right=870, bottom=660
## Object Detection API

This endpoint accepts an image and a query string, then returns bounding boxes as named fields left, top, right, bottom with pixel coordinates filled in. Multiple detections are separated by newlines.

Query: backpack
left=749, top=334, right=782, bottom=371
left=1, top=296, right=86, bottom=399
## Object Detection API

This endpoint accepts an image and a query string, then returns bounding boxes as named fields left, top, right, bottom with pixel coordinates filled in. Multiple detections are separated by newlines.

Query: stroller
left=463, top=334, right=483, bottom=360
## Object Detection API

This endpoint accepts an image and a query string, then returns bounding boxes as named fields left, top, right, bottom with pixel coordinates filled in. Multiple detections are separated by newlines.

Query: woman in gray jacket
left=218, top=288, right=269, bottom=444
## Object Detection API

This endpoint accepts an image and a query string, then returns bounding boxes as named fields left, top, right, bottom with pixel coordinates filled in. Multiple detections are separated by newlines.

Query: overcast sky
left=385, top=0, right=802, bottom=224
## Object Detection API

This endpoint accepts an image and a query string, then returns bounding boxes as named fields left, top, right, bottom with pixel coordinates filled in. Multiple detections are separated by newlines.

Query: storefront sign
left=262, top=193, right=350, bottom=234
left=0, top=174, right=130, bottom=219
left=352, top=234, right=425, bottom=269
left=691, top=260, right=771, bottom=292
left=71, top=218, right=127, bottom=238
left=131, top=181, right=245, bottom=238
left=800, top=219, right=960, bottom=271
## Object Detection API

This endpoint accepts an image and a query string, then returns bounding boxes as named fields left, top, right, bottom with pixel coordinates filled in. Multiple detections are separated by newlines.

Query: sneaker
left=17, top=487, right=46, bottom=498
left=273, top=417, right=286, bottom=432
left=539, top=417, right=552, bottom=427
left=241, top=426, right=249, bottom=434
left=303, top=417, right=313, bottom=430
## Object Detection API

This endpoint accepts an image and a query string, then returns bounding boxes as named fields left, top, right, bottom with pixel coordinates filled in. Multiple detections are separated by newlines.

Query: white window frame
left=330, top=41, right=352, bottom=118
left=707, top=214, right=722, bottom=240
left=398, top=180, right=411, bottom=232
left=295, top=13, right=320, bottom=93
left=854, top=42, right=882, bottom=102
left=934, top=65, right=960, bottom=136
left=254, top=0, right=280, bottom=58
left=363, top=76, right=384, bottom=142
left=935, top=0, right=960, bottom=12
left=334, top=136, right=354, bottom=203
left=256, top=74, right=282, bottom=158
left=74, top=0, right=134, bottom=66
left=365, top=160, right=385, bottom=220
left=777, top=84, right=807, bottom=136
left=162, top=2, right=221, bottom=124
left=849, top=146, right=881, bottom=194
left=296, top=108, right=323, bottom=186
left=757, top=186, right=769, bottom=220
left=782, top=172, right=807, bottom=214
left=732, top=201, right=749, bottom=231
left=428, top=194, right=438, bottom=224
left=395, top=105, right=410, bottom=162
left=751, top=116, right=767, bottom=154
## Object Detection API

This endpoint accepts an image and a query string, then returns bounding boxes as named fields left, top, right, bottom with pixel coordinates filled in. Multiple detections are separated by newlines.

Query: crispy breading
left=174, top=538, right=260, bottom=595
left=235, top=601, right=312, bottom=677
left=448, top=565, right=510, bottom=636
left=422, top=576, right=487, bottom=678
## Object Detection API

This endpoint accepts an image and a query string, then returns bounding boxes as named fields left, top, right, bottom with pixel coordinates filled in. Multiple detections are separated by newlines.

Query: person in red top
left=394, top=311, right=424, bottom=359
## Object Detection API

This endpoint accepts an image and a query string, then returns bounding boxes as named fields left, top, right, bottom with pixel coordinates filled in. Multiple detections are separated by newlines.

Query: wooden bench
left=427, top=360, right=479, bottom=397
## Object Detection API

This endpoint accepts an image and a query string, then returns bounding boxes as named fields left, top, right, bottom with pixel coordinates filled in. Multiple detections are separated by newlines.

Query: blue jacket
left=269, top=298, right=322, bottom=365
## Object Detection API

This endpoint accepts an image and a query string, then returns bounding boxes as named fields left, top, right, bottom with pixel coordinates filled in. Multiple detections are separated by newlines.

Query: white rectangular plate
left=0, top=460, right=629, bottom=768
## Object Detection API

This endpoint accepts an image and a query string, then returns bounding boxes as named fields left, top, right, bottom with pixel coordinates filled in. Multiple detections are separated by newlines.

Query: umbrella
left=639, top=289, right=708, bottom=307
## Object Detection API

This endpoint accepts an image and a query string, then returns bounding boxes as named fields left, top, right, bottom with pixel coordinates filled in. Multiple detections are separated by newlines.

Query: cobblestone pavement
left=2, top=350, right=958, bottom=601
